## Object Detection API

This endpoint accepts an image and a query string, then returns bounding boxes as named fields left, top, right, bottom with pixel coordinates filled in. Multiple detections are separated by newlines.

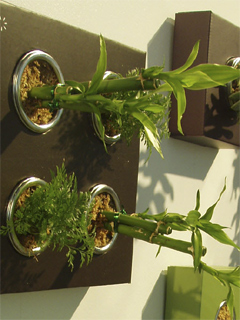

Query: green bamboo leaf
left=144, top=126, right=163, bottom=158
left=231, top=100, right=240, bottom=112
left=145, top=41, right=200, bottom=79
left=229, top=91, right=240, bottom=104
left=156, top=245, right=161, bottom=257
left=89, top=103, right=107, bottom=153
left=165, top=77, right=186, bottom=134
left=226, top=284, right=234, bottom=319
left=87, top=34, right=107, bottom=95
left=169, top=40, right=200, bottom=75
left=181, top=64, right=240, bottom=89
left=185, top=210, right=201, bottom=228
left=198, top=220, right=240, bottom=250
left=200, top=179, right=226, bottom=221
left=141, top=66, right=164, bottom=79
left=164, top=212, right=186, bottom=223
left=177, top=70, right=224, bottom=89
left=191, top=228, right=202, bottom=270
left=195, top=190, right=200, bottom=211
left=140, top=105, right=166, bottom=113
left=129, top=106, right=163, bottom=157
left=219, top=267, right=240, bottom=288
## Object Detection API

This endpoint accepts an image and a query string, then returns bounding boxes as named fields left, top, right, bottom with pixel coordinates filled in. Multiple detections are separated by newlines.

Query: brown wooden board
left=0, top=2, right=145, bottom=293
left=169, top=11, right=240, bottom=149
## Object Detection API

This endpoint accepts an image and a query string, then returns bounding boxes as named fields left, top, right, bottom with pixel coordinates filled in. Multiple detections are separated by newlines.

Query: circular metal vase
left=89, top=184, right=120, bottom=254
left=6, top=177, right=47, bottom=257
left=226, top=57, right=240, bottom=101
left=12, top=50, right=65, bottom=133
left=92, top=71, right=121, bottom=145
left=215, top=300, right=235, bottom=320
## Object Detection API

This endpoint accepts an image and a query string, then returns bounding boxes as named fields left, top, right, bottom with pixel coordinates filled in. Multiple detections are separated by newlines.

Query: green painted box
left=164, top=266, right=240, bottom=320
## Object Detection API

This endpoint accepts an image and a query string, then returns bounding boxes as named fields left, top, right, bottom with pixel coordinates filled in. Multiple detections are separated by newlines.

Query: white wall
left=1, top=1, right=239, bottom=319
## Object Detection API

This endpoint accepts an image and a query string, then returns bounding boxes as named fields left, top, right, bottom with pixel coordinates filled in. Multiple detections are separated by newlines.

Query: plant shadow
left=142, top=271, right=167, bottom=320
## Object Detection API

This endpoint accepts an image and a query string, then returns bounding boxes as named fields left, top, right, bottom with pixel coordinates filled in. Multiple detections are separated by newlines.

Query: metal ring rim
left=6, top=177, right=48, bottom=256
left=12, top=50, right=64, bottom=133
left=89, top=184, right=120, bottom=255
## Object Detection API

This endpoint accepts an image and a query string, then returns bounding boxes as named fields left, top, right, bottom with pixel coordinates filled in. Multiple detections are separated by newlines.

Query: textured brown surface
left=0, top=2, right=145, bottom=293
left=169, top=11, right=240, bottom=148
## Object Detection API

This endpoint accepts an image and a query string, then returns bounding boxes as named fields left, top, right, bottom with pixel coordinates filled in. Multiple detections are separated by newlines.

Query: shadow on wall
left=142, top=271, right=167, bottom=320
left=137, top=138, right=219, bottom=214
left=0, top=286, right=89, bottom=320
left=137, top=18, right=219, bottom=214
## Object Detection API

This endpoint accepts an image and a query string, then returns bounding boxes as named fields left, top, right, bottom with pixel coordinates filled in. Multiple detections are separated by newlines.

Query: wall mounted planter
left=169, top=11, right=240, bottom=149
left=0, top=2, right=145, bottom=293
left=89, top=184, right=121, bottom=255
left=13, top=50, right=64, bottom=133
left=6, top=177, right=48, bottom=257
left=164, top=266, right=239, bottom=320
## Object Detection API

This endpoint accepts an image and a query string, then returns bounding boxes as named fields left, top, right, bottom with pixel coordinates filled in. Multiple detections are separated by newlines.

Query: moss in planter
left=88, top=192, right=116, bottom=248
left=20, top=60, right=58, bottom=124
left=217, top=304, right=232, bottom=320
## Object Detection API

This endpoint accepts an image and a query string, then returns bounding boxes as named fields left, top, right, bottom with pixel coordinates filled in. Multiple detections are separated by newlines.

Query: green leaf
left=87, top=34, right=107, bottom=95
left=198, top=220, right=240, bottom=250
left=156, top=245, right=161, bottom=257
left=165, top=77, right=186, bottom=134
left=191, top=228, right=202, bottom=270
left=143, top=41, right=200, bottom=79
left=219, top=267, right=240, bottom=288
left=195, top=190, right=200, bottom=211
left=140, top=104, right=166, bottom=113
left=200, top=178, right=226, bottom=221
left=141, top=66, right=164, bottom=79
left=181, top=64, right=240, bottom=89
left=185, top=210, right=201, bottom=228
left=231, top=100, right=240, bottom=112
left=90, top=103, right=107, bottom=153
left=129, top=106, right=163, bottom=157
left=226, top=284, right=234, bottom=319
left=144, top=126, right=163, bottom=158
left=169, top=40, right=200, bottom=75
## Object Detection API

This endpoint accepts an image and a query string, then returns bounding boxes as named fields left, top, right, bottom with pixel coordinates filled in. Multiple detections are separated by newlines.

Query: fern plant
left=0, top=163, right=95, bottom=271
left=25, top=35, right=240, bottom=158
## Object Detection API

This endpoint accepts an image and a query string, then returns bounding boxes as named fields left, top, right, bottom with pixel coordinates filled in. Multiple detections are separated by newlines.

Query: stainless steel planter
left=89, top=184, right=120, bottom=254
left=92, top=71, right=121, bottom=144
left=6, top=177, right=47, bottom=256
left=215, top=300, right=235, bottom=320
left=13, top=50, right=64, bottom=133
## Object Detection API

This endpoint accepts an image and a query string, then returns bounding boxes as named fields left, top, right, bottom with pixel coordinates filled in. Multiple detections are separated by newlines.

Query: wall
left=1, top=1, right=239, bottom=319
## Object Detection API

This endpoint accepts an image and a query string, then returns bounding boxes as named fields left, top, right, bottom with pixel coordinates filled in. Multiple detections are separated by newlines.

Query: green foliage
left=28, top=35, right=240, bottom=159
left=1, top=163, right=95, bottom=271
left=122, top=179, right=240, bottom=313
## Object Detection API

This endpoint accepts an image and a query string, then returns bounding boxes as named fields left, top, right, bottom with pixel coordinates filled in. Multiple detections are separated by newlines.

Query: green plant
left=26, top=35, right=240, bottom=158
left=101, top=179, right=239, bottom=317
left=0, top=163, right=95, bottom=271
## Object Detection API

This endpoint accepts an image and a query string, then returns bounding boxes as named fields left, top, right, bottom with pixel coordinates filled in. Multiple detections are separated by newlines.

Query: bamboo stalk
left=118, top=224, right=198, bottom=256
left=102, top=211, right=172, bottom=235
left=28, top=77, right=160, bottom=101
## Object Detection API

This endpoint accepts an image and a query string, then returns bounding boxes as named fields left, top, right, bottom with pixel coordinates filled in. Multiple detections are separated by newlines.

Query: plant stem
left=102, top=211, right=172, bottom=235
left=102, top=211, right=206, bottom=256
left=28, top=77, right=161, bottom=101
left=118, top=224, right=195, bottom=255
